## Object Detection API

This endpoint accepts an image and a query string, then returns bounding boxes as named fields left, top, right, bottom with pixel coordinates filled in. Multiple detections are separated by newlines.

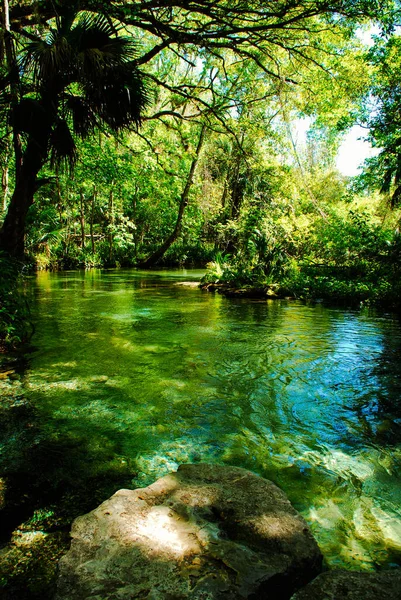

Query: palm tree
left=0, top=9, right=148, bottom=257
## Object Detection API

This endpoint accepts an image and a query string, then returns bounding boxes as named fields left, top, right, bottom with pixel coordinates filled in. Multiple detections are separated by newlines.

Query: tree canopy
left=0, top=3, right=149, bottom=256
left=8, top=1, right=396, bottom=73
left=0, top=0, right=401, bottom=291
left=358, top=35, right=401, bottom=206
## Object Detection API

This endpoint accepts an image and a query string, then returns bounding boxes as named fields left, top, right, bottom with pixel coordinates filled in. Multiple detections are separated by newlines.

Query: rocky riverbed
left=54, top=464, right=401, bottom=600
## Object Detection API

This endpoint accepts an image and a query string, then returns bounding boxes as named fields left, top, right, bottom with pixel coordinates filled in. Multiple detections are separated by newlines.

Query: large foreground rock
left=56, top=463, right=322, bottom=599
left=290, top=569, right=401, bottom=600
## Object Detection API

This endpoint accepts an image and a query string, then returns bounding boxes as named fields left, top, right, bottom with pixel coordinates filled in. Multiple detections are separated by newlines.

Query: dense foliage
left=0, top=252, right=31, bottom=349
left=360, top=35, right=401, bottom=206
left=1, top=5, right=401, bottom=599
left=1, top=0, right=401, bottom=351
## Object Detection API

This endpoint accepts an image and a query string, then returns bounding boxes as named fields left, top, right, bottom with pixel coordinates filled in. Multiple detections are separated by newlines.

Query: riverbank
left=200, top=271, right=401, bottom=310
left=0, top=254, right=33, bottom=352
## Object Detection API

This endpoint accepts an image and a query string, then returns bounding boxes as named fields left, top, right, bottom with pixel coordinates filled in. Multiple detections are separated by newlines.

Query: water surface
left=3, top=268, right=401, bottom=570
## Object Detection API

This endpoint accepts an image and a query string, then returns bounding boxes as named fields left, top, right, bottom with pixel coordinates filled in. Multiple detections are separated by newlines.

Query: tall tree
left=138, top=122, right=206, bottom=267
left=360, top=35, right=401, bottom=206
left=2, top=0, right=398, bottom=258
left=0, top=9, right=148, bottom=256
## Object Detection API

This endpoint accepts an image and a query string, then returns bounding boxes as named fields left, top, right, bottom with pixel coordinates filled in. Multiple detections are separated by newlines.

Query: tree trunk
left=221, top=178, right=228, bottom=209
left=228, top=131, right=245, bottom=219
left=90, top=187, right=96, bottom=254
left=0, top=1, right=11, bottom=202
left=0, top=135, right=49, bottom=257
left=79, top=190, right=85, bottom=250
left=108, top=186, right=114, bottom=262
left=137, top=123, right=205, bottom=269
left=278, top=88, right=327, bottom=219
left=131, top=184, right=139, bottom=258
left=229, top=158, right=242, bottom=218
left=1, top=144, right=9, bottom=212
left=2, top=0, right=22, bottom=179
left=0, top=1, right=53, bottom=257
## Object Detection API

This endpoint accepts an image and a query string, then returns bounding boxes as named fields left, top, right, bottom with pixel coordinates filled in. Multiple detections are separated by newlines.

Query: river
left=1, top=268, right=401, bottom=581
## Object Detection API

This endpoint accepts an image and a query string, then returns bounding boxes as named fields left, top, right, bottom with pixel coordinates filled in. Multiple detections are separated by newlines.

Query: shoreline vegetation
left=2, top=248, right=401, bottom=353
left=200, top=262, right=401, bottom=310
left=1, top=1, right=401, bottom=345
left=0, top=254, right=33, bottom=353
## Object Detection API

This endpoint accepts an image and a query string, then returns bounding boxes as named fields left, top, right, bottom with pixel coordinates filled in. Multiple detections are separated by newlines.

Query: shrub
left=0, top=253, right=32, bottom=349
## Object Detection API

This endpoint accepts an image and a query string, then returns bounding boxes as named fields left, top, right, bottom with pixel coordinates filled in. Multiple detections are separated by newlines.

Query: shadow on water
left=1, top=269, right=401, bottom=597
left=0, top=403, right=138, bottom=541
left=0, top=378, right=145, bottom=598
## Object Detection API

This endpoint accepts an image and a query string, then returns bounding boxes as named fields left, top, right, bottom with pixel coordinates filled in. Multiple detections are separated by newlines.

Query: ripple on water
left=2, top=269, right=401, bottom=571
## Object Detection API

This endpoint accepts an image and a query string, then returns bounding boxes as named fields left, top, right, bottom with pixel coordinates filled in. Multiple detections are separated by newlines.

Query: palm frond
left=49, top=118, right=77, bottom=172
left=73, top=20, right=138, bottom=83
left=72, top=12, right=134, bottom=59
left=21, top=34, right=75, bottom=86
left=21, top=12, right=138, bottom=90
left=65, top=95, right=99, bottom=138
left=84, top=63, right=149, bottom=130
left=37, top=227, right=65, bottom=245
left=0, top=72, right=8, bottom=94
left=7, top=8, right=148, bottom=175
left=77, top=37, right=138, bottom=74
left=76, top=12, right=117, bottom=40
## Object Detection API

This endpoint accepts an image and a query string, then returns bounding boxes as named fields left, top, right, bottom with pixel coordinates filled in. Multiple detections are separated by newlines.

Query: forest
left=0, top=0, right=401, bottom=346
left=1, top=2, right=401, bottom=599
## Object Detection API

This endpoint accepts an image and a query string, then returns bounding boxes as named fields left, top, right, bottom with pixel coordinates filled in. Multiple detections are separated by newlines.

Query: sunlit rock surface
left=290, top=569, right=401, bottom=599
left=56, top=463, right=322, bottom=599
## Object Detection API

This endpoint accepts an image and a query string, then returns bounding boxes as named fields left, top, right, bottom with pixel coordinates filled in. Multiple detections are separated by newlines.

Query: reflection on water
left=2, top=268, right=401, bottom=571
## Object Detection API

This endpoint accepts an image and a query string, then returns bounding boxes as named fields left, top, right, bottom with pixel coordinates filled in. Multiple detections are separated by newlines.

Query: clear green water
left=4, top=269, right=401, bottom=570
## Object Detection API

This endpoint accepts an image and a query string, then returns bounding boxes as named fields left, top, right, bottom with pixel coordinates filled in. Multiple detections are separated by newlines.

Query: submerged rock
left=56, top=463, right=322, bottom=599
left=200, top=283, right=293, bottom=300
left=173, top=281, right=200, bottom=288
left=290, top=569, right=401, bottom=599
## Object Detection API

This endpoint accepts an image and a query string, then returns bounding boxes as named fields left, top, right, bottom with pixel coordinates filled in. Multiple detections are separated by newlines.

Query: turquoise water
left=2, top=269, right=401, bottom=571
